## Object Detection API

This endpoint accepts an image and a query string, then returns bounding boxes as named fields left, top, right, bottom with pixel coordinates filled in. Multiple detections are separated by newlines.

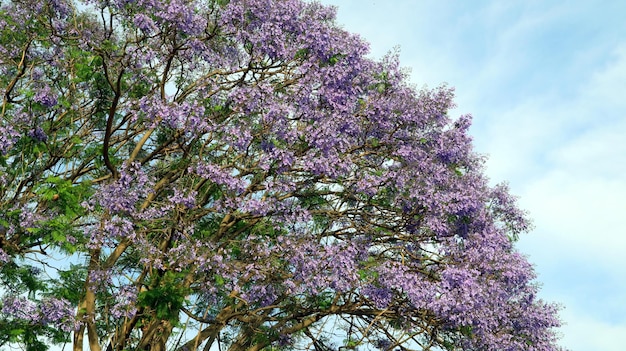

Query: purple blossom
left=137, top=95, right=209, bottom=133
left=1, top=296, right=38, bottom=322
left=1, top=296, right=75, bottom=332
left=87, top=269, right=113, bottom=293
left=191, top=163, right=247, bottom=193
left=28, top=127, right=48, bottom=142
left=362, top=286, right=393, bottom=309
left=168, top=188, right=197, bottom=209
left=110, top=285, right=138, bottom=319
left=90, top=162, right=152, bottom=214
left=49, top=0, right=72, bottom=18
left=0, top=123, right=20, bottom=155
left=133, top=13, right=157, bottom=34
left=374, top=338, right=392, bottom=351
left=39, top=298, right=75, bottom=332
left=34, top=85, right=57, bottom=107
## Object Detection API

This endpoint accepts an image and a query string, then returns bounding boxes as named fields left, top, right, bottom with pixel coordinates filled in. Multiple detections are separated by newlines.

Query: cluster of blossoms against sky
left=0, top=0, right=563, bottom=350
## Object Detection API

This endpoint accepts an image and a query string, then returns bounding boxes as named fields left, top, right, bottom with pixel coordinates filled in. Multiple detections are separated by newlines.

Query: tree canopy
left=0, top=0, right=563, bottom=350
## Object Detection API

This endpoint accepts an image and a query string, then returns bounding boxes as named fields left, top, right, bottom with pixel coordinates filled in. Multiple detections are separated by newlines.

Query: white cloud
left=587, top=44, right=626, bottom=110
left=547, top=120, right=626, bottom=179
left=471, top=39, right=626, bottom=183
left=515, top=166, right=626, bottom=351
left=557, top=306, right=626, bottom=351
left=518, top=171, right=626, bottom=266
left=506, top=39, right=626, bottom=351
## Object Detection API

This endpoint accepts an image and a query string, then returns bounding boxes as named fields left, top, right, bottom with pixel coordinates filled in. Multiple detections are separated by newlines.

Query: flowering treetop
left=0, top=0, right=564, bottom=350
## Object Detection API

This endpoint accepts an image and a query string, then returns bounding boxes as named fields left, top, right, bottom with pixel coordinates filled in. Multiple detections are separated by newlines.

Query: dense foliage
left=0, top=0, right=563, bottom=350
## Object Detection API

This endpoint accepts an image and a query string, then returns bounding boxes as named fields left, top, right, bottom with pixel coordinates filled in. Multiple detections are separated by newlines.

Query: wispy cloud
left=556, top=305, right=626, bottom=351
left=513, top=58, right=626, bottom=347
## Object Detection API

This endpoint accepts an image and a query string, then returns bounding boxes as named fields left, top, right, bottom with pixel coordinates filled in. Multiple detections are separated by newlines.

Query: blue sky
left=317, top=1, right=626, bottom=350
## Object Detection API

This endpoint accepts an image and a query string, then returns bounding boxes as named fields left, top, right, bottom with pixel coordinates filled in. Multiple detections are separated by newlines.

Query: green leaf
left=214, top=274, right=225, bottom=286
left=327, top=53, right=345, bottom=66
left=294, top=48, right=310, bottom=60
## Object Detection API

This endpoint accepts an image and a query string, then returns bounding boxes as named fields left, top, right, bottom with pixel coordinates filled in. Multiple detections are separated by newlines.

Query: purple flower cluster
left=361, top=286, right=393, bottom=309
left=39, top=297, right=76, bottom=332
left=137, top=95, right=209, bottom=134
left=110, top=285, right=138, bottom=319
left=133, top=13, right=157, bottom=34
left=191, top=163, right=248, bottom=194
left=33, top=85, right=58, bottom=108
left=1, top=296, right=75, bottom=333
left=1, top=296, right=37, bottom=322
left=28, top=127, right=48, bottom=142
left=90, top=162, right=152, bottom=214
left=0, top=123, right=20, bottom=155
left=168, top=188, right=197, bottom=209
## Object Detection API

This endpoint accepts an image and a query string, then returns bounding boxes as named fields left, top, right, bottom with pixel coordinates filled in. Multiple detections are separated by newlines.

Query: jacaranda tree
left=0, top=0, right=563, bottom=350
